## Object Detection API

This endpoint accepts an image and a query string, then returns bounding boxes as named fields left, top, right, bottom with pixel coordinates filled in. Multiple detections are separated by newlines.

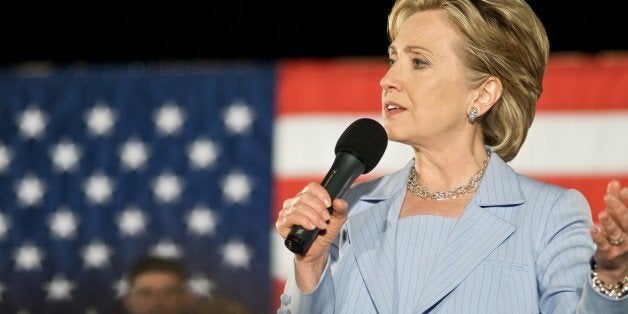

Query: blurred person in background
left=124, top=255, right=249, bottom=314
left=124, top=255, right=193, bottom=314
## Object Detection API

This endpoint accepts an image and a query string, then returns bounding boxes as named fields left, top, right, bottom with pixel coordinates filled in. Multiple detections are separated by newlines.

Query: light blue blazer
left=280, top=152, right=628, bottom=313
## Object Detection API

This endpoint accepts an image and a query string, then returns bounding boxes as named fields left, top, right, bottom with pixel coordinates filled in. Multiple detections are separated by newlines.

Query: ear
left=469, top=76, right=502, bottom=117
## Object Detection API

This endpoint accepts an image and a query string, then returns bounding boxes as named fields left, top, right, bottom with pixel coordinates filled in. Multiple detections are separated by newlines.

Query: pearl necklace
left=407, top=152, right=490, bottom=201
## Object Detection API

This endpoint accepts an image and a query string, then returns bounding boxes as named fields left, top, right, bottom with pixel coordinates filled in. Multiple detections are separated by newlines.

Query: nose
left=379, top=64, right=402, bottom=93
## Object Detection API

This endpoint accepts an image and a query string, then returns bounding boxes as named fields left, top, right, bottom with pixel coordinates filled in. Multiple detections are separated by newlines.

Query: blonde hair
left=388, top=0, right=549, bottom=162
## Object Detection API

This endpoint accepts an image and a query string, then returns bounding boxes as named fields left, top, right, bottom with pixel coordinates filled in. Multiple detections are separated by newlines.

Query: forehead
left=391, top=10, right=462, bottom=52
left=132, top=271, right=183, bottom=288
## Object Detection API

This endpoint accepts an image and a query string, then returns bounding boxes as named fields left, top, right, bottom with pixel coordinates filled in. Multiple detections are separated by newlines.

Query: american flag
left=0, top=63, right=274, bottom=312
left=0, top=54, right=627, bottom=313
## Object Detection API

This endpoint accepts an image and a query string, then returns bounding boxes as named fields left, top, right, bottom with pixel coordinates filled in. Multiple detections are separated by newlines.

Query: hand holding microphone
left=276, top=118, right=388, bottom=258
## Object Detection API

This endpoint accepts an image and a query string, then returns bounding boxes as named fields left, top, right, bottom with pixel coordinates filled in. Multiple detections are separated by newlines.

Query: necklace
left=407, top=151, right=490, bottom=201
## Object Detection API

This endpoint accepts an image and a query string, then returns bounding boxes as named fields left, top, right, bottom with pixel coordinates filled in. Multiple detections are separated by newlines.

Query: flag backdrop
left=0, top=54, right=627, bottom=313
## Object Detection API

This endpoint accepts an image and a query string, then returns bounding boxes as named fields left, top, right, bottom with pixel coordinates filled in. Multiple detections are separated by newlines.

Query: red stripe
left=276, top=59, right=387, bottom=114
left=276, top=54, right=628, bottom=114
left=538, top=54, right=628, bottom=111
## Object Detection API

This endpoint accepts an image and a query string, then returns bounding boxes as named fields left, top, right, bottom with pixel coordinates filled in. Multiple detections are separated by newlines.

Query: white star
left=220, top=239, right=252, bottom=269
left=152, top=172, right=183, bottom=203
left=118, top=138, right=150, bottom=170
left=81, top=241, right=112, bottom=269
left=15, top=174, right=47, bottom=207
left=187, top=138, right=219, bottom=169
left=17, top=106, right=48, bottom=139
left=223, top=100, right=254, bottom=135
left=221, top=170, right=252, bottom=204
left=13, top=243, right=45, bottom=270
left=83, top=173, right=115, bottom=205
left=44, top=274, right=75, bottom=301
left=117, top=206, right=147, bottom=236
left=48, top=208, right=79, bottom=239
left=150, top=239, right=181, bottom=259
left=187, top=274, right=215, bottom=298
left=0, top=213, right=10, bottom=240
left=85, top=102, right=116, bottom=136
left=113, top=278, right=129, bottom=299
left=186, top=206, right=218, bottom=236
left=0, top=143, right=12, bottom=173
left=50, top=140, right=82, bottom=172
left=154, top=102, right=186, bottom=136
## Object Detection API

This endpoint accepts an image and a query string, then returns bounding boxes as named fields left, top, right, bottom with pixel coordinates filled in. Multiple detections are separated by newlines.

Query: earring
left=468, top=107, right=479, bottom=122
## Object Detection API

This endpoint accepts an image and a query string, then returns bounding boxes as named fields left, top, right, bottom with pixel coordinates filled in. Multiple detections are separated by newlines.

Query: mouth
left=384, top=101, right=407, bottom=114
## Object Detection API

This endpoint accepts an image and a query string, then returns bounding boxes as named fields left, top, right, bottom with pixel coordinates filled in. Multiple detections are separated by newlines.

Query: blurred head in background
left=124, top=256, right=192, bottom=314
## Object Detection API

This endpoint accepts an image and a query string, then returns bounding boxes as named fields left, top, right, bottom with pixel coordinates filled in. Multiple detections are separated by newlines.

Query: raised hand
left=590, top=180, right=628, bottom=284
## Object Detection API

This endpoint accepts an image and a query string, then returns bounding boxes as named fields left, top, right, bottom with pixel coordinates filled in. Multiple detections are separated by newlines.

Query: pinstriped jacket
left=281, top=152, right=628, bottom=313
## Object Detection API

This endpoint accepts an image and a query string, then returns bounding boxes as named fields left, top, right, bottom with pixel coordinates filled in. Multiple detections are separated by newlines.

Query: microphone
left=284, top=118, right=388, bottom=255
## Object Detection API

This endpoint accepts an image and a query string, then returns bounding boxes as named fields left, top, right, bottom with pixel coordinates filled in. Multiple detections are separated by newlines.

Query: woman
left=275, top=0, right=627, bottom=313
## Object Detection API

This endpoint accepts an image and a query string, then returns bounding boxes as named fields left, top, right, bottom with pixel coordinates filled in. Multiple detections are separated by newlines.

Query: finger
left=604, top=194, right=628, bottom=233
left=590, top=225, right=611, bottom=252
left=599, top=211, right=624, bottom=241
left=286, top=192, right=331, bottom=228
left=301, top=182, right=332, bottom=208
left=277, top=208, right=324, bottom=235
left=331, top=199, right=349, bottom=216
left=292, top=209, right=328, bottom=230
left=607, top=180, right=621, bottom=197
left=290, top=192, right=332, bottom=221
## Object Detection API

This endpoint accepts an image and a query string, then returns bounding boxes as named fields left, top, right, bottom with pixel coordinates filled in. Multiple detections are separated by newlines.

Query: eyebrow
left=388, top=45, right=434, bottom=57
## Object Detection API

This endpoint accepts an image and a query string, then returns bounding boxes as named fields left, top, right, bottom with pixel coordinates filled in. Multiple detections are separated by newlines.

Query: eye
left=386, top=57, right=395, bottom=67
left=412, top=58, right=428, bottom=69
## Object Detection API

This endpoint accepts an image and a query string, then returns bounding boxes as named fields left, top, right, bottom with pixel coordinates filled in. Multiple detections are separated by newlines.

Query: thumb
left=331, top=199, right=348, bottom=218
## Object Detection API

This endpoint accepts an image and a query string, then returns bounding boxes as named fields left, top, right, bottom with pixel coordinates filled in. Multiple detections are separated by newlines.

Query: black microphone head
left=334, top=118, right=388, bottom=174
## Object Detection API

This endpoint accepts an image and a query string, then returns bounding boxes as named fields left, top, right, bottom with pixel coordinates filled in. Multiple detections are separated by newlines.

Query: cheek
left=412, top=78, right=468, bottom=116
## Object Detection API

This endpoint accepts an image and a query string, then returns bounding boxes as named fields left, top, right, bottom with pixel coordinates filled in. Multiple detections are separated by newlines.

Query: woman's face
left=381, top=10, right=475, bottom=147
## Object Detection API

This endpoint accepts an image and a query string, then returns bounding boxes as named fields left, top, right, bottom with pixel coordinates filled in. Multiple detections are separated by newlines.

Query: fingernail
left=324, top=198, right=332, bottom=208
left=323, top=211, right=331, bottom=220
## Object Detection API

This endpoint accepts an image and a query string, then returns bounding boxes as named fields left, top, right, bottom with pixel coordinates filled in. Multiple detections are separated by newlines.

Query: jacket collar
left=352, top=150, right=525, bottom=206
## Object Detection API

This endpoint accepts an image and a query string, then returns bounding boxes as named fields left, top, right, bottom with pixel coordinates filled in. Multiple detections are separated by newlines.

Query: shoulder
left=514, top=173, right=593, bottom=246
left=517, top=174, right=589, bottom=210
left=485, top=152, right=589, bottom=210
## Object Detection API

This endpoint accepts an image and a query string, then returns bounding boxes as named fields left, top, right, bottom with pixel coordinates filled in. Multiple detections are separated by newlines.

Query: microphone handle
left=284, top=152, right=364, bottom=255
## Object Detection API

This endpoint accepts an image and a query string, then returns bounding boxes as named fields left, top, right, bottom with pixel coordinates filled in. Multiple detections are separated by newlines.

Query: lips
left=384, top=101, right=407, bottom=114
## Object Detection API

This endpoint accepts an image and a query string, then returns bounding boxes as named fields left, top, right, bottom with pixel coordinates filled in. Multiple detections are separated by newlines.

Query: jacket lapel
left=414, top=153, right=525, bottom=313
left=346, top=165, right=410, bottom=314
